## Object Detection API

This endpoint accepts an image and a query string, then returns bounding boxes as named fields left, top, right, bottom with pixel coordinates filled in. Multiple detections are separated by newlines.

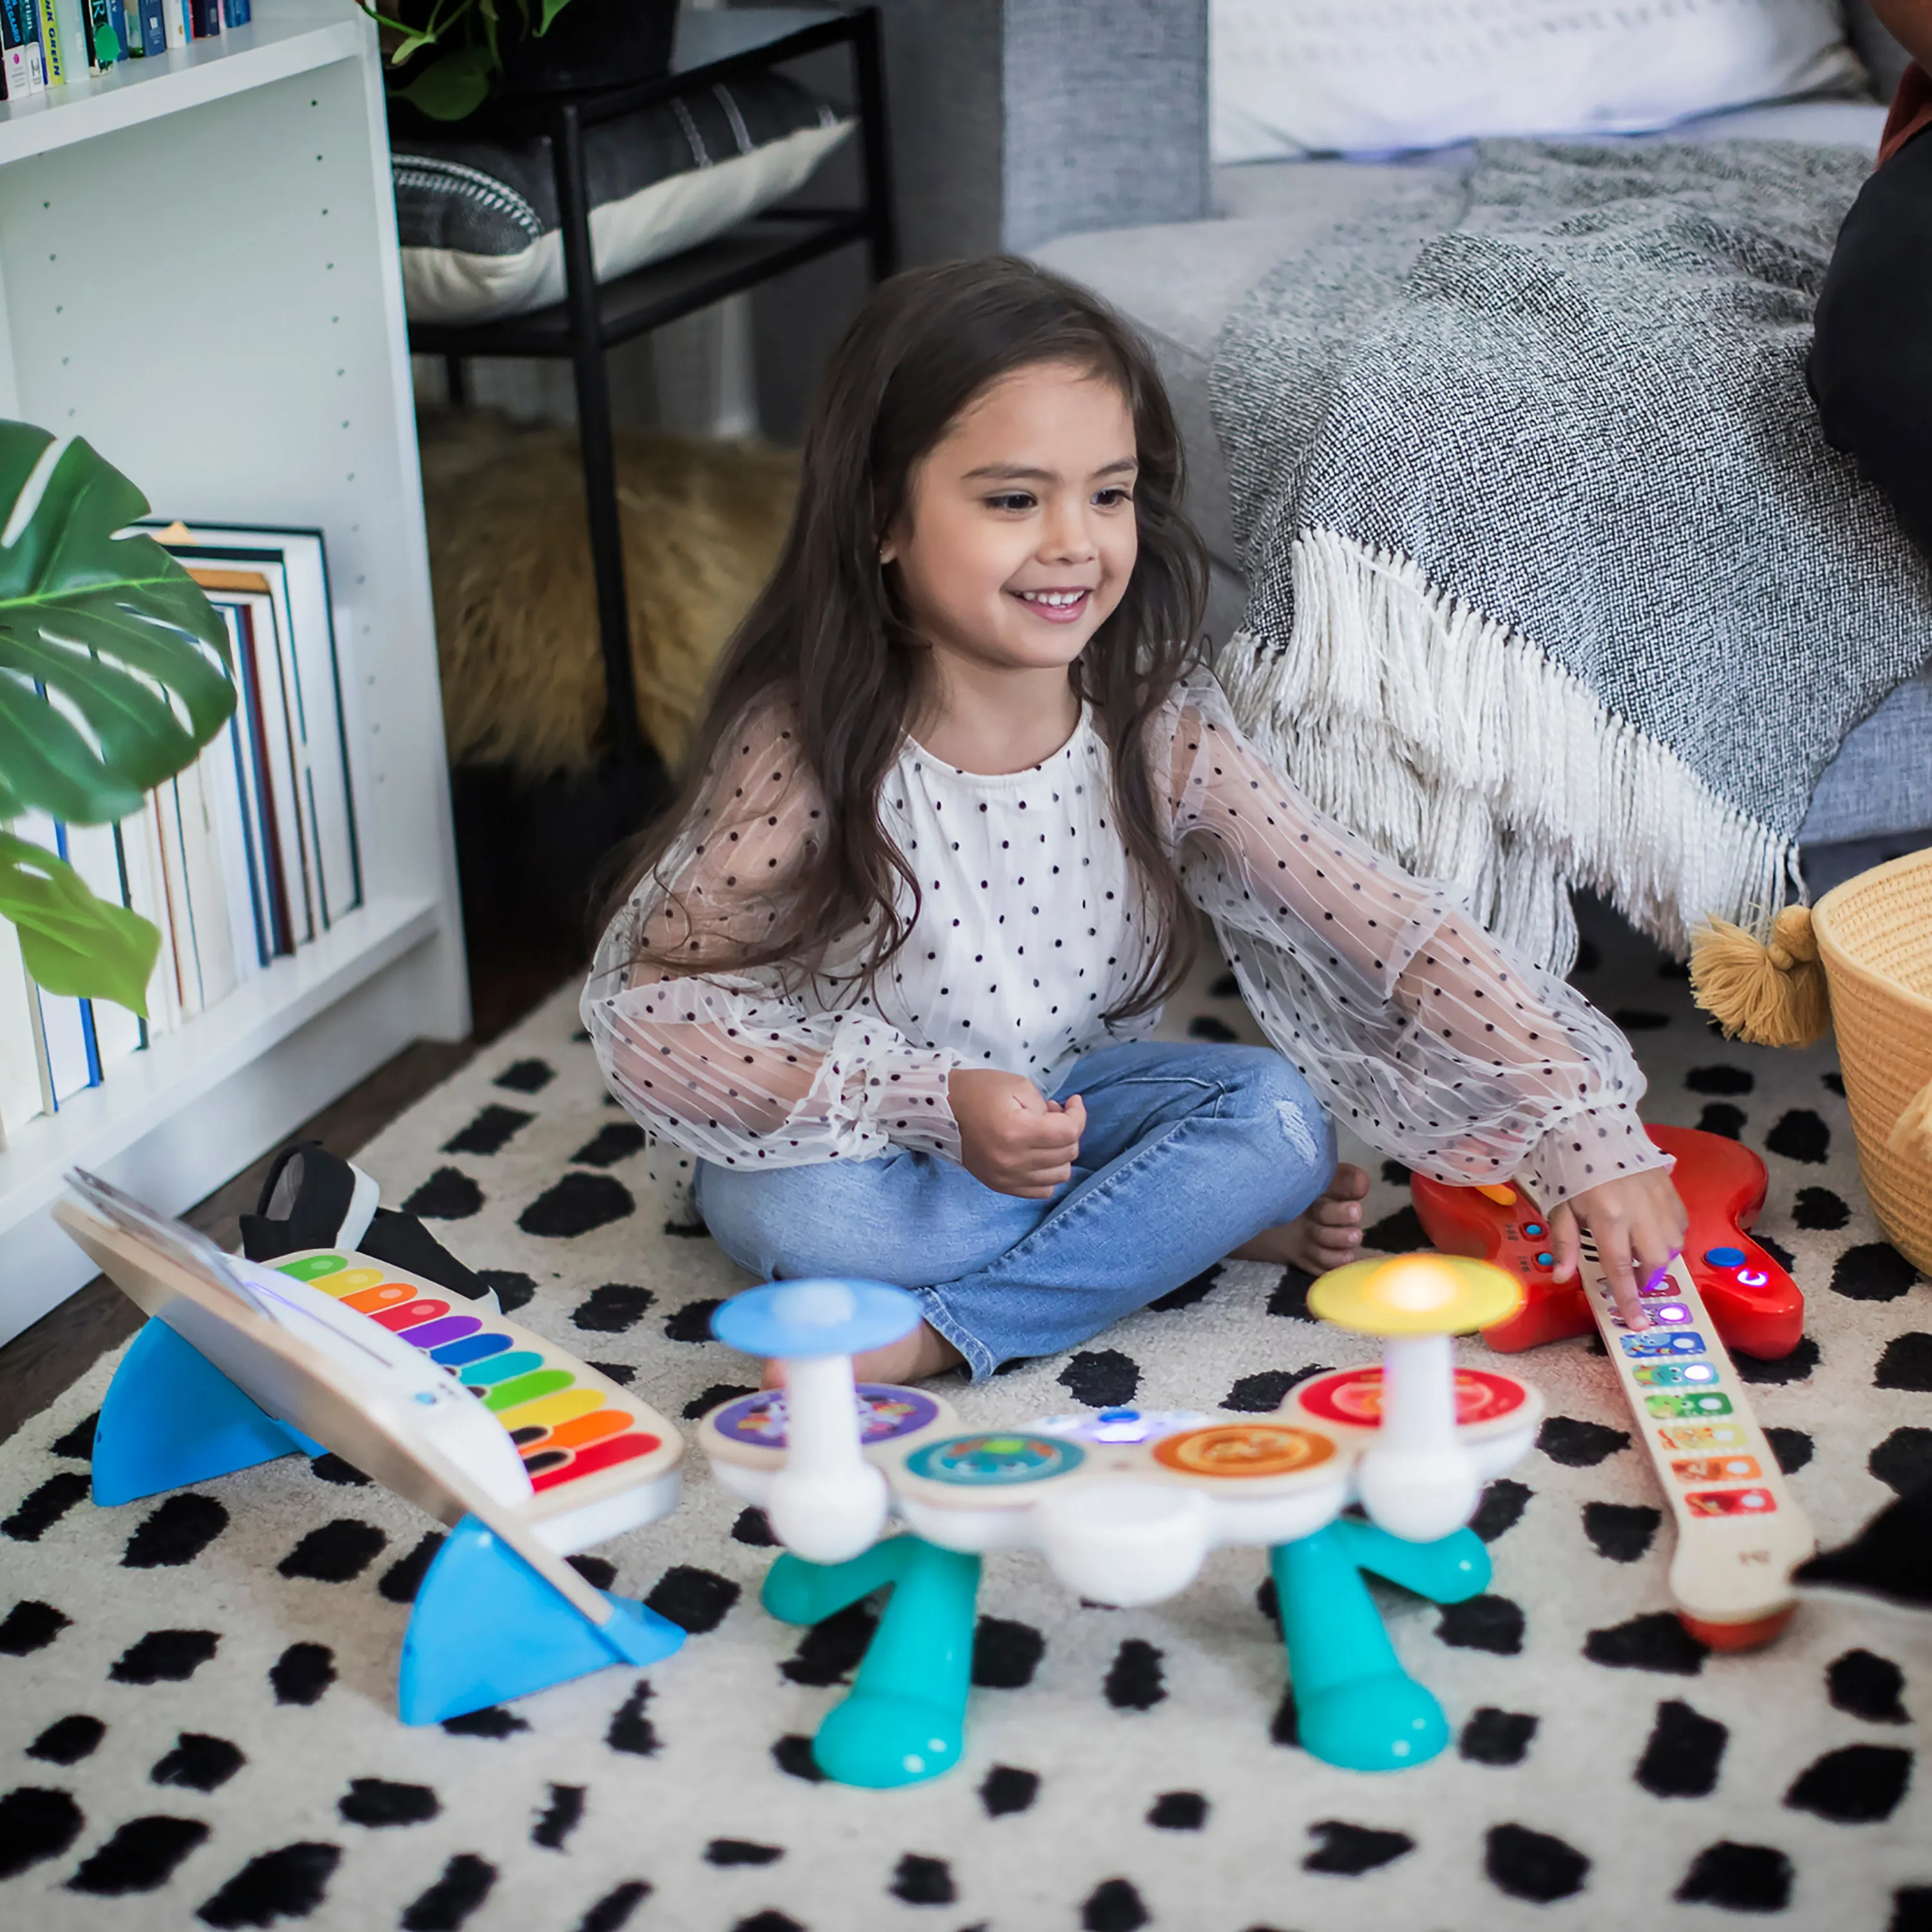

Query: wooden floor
left=0, top=921, right=582, bottom=1444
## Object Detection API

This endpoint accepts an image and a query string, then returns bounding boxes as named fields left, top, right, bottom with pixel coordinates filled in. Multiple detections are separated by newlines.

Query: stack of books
left=0, top=522, right=361, bottom=1146
left=0, top=0, right=249, bottom=99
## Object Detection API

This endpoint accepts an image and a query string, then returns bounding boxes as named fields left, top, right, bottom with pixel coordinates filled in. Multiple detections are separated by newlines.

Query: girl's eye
left=1093, top=487, right=1133, bottom=507
left=986, top=492, right=1036, bottom=513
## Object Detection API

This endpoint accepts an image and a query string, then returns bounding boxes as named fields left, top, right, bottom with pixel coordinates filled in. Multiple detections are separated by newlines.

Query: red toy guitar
left=1411, top=1125, right=1803, bottom=1361
left=1411, top=1126, right=1813, bottom=1649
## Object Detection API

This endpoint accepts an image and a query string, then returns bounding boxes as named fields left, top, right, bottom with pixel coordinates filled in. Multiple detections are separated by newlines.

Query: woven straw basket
left=1812, top=847, right=1932, bottom=1274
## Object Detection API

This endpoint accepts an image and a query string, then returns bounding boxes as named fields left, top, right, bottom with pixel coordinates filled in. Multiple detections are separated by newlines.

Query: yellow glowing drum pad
left=1151, top=1425, right=1334, bottom=1479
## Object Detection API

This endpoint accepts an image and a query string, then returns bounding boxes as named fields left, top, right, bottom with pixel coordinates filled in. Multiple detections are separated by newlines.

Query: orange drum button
left=1152, top=1425, right=1334, bottom=1479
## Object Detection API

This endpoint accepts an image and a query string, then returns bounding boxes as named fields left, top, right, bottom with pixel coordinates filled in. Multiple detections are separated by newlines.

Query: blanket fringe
left=1217, top=529, right=1798, bottom=971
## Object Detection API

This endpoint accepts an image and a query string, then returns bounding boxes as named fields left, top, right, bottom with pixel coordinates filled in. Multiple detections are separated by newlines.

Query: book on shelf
left=0, top=0, right=48, bottom=96
left=135, top=0, right=163, bottom=56
left=0, top=522, right=360, bottom=1149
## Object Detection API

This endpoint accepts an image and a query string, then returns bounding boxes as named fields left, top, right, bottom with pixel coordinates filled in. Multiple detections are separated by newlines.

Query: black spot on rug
left=1675, top=1842, right=1793, bottom=1912
left=1485, top=1823, right=1589, bottom=1902
left=1303, top=1819, right=1414, bottom=1874
left=518, top=1171, right=634, bottom=1238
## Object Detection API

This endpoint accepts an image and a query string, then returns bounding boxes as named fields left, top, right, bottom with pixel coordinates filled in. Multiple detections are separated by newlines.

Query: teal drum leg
left=93, top=1318, right=323, bottom=1507
left=1270, top=1522, right=1452, bottom=1773
left=764, top=1535, right=981, bottom=1788
left=1336, top=1518, right=1490, bottom=1606
left=397, top=1515, right=685, bottom=1726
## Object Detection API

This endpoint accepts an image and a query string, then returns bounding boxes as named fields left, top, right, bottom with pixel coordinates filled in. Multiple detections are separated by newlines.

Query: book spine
left=220, top=0, right=243, bottom=23
left=160, top=0, right=182, bottom=48
left=49, top=0, right=88, bottom=71
left=178, top=749, right=238, bottom=1008
left=0, top=919, right=44, bottom=1148
left=64, top=819, right=146, bottom=1071
left=213, top=600, right=280, bottom=960
left=16, top=811, right=99, bottom=1106
left=188, top=0, right=216, bottom=36
left=1, top=0, right=48, bottom=93
left=155, top=778, right=204, bottom=1019
left=136, top=0, right=161, bottom=55
left=131, top=793, right=181, bottom=1038
left=83, top=0, right=118, bottom=64
left=34, top=0, right=63, bottom=82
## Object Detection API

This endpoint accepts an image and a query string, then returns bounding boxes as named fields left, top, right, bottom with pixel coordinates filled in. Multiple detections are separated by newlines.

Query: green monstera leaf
left=0, top=831, right=160, bottom=1016
left=0, top=421, right=234, bottom=1014
left=0, top=422, right=233, bottom=826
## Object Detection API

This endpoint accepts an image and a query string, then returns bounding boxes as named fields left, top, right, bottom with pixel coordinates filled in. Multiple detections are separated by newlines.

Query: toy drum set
left=699, top=1255, right=1544, bottom=1785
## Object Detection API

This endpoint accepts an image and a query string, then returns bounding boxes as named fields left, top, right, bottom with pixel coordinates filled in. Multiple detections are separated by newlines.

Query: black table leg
left=855, top=6, right=898, bottom=283
left=553, top=100, right=652, bottom=820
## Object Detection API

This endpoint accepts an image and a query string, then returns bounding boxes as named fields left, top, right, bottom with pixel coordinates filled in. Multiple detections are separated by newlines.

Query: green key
left=482, top=1369, right=574, bottom=1413
left=278, top=1254, right=347, bottom=1280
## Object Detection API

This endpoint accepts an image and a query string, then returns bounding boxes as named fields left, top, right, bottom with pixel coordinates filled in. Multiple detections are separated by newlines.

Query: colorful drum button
left=1298, top=1365, right=1526, bottom=1430
left=1650, top=1303, right=1692, bottom=1325
left=712, top=1385, right=942, bottom=1450
left=1151, top=1425, right=1333, bottom=1479
left=906, top=1434, right=1082, bottom=1486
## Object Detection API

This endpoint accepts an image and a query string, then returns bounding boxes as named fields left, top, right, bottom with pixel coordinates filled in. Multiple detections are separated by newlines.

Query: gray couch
left=873, top=0, right=1932, bottom=866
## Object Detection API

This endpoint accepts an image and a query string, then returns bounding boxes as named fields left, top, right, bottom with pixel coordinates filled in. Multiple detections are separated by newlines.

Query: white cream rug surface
left=3, top=914, right=1929, bottom=1932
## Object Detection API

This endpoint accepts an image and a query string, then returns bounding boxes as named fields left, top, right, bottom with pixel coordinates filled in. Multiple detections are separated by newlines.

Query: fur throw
left=421, top=410, right=796, bottom=777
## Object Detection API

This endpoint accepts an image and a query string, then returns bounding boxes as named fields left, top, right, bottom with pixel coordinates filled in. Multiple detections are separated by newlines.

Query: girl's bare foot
left=759, top=1318, right=964, bottom=1390
left=1230, top=1163, right=1371, bottom=1273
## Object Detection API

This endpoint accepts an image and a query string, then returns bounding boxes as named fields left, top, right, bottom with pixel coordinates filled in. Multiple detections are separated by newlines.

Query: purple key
left=402, top=1316, right=484, bottom=1351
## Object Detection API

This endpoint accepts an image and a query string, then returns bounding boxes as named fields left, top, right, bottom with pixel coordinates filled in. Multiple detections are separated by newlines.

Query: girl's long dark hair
left=607, top=255, right=1209, bottom=1020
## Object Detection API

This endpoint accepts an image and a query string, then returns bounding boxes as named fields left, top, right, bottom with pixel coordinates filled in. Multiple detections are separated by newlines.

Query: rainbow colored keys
left=276, top=1249, right=682, bottom=1555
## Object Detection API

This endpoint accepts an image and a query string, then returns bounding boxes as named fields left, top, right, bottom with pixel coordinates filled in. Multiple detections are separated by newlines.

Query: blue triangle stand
left=93, top=1317, right=323, bottom=1508
left=397, top=1515, right=687, bottom=1726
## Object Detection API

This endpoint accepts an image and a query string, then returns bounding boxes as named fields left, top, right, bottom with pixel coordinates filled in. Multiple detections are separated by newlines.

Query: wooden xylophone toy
left=56, top=1173, right=687, bottom=1726
left=700, top=1258, right=1545, bottom=1786
left=1411, top=1126, right=1815, bottom=1649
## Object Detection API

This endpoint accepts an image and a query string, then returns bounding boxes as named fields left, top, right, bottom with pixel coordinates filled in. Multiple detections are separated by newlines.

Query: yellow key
left=495, top=1388, right=605, bottom=1434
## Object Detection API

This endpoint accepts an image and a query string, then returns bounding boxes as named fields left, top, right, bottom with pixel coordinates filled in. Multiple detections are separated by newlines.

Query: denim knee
left=1226, top=1052, right=1337, bottom=1211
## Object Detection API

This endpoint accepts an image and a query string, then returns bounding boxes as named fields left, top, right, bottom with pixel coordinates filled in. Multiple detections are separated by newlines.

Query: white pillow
left=1211, top=0, right=1866, bottom=162
left=401, top=119, right=853, bottom=327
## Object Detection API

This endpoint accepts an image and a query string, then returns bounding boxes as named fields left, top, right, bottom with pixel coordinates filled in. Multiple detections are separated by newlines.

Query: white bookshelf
left=0, top=0, right=468, bottom=1343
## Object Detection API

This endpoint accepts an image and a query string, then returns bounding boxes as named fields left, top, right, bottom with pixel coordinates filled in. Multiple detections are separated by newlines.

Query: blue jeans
left=694, top=1041, right=1337, bottom=1380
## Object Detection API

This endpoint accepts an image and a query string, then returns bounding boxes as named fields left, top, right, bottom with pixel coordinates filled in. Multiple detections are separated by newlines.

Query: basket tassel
left=1688, top=906, right=1832, bottom=1048
left=1889, top=1079, right=1932, bottom=1164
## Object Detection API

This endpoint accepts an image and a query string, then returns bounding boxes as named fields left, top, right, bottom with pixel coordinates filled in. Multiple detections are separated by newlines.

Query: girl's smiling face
left=882, top=360, right=1139, bottom=680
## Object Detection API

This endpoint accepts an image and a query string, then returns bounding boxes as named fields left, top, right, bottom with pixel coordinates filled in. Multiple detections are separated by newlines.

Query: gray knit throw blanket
left=1210, top=137, right=1932, bottom=973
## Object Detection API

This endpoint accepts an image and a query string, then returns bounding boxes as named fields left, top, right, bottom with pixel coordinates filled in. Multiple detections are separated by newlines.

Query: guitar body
left=1410, top=1125, right=1804, bottom=1360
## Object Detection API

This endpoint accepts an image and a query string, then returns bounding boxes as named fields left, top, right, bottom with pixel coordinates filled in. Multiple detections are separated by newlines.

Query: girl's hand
left=950, top=1070, right=1084, bottom=1198
left=1548, top=1169, right=1690, bottom=1331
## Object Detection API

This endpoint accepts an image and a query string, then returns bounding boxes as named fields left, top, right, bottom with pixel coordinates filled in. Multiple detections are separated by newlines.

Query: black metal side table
left=407, top=5, right=897, bottom=813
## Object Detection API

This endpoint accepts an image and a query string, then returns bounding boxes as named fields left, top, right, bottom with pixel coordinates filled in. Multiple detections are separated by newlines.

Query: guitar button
left=1534, top=1253, right=1554, bottom=1269
left=1703, top=1246, right=1746, bottom=1269
left=1736, top=1269, right=1769, bottom=1287
left=1521, top=1222, right=1545, bottom=1240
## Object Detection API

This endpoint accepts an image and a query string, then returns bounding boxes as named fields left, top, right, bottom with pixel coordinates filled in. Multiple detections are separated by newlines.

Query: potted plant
left=359, top=0, right=681, bottom=124
left=0, top=421, right=234, bottom=1024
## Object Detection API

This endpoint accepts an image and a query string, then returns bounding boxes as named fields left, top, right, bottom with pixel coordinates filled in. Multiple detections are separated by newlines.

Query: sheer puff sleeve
left=580, top=707, right=964, bottom=1176
left=1158, top=674, right=1670, bottom=1209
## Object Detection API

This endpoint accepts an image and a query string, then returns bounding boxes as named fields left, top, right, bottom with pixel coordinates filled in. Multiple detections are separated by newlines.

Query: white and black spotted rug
left=3, top=910, right=1929, bottom=1932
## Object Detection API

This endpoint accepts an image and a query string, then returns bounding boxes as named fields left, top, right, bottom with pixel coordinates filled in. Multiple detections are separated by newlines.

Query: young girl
left=582, top=258, right=1687, bottom=1385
